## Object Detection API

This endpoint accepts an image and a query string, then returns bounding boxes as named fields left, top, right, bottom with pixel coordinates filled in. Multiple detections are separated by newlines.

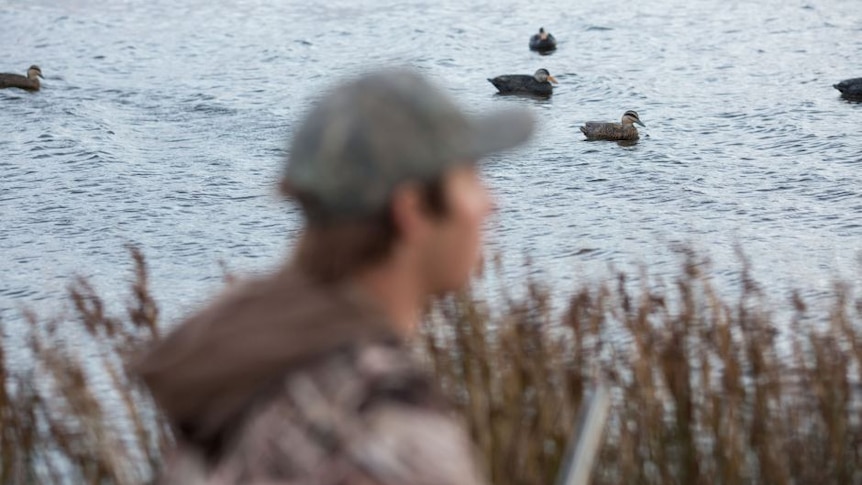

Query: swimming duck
left=834, top=77, right=862, bottom=101
left=579, top=110, right=646, bottom=141
left=0, top=65, right=43, bottom=92
left=529, top=27, right=557, bottom=52
left=488, top=68, right=558, bottom=96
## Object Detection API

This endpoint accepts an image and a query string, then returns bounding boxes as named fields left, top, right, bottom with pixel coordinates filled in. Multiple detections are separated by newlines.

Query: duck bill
left=635, top=120, right=645, bottom=127
left=548, top=75, right=559, bottom=84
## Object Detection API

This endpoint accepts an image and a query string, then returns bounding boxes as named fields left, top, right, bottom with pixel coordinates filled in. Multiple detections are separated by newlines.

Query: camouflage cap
left=283, top=67, right=534, bottom=220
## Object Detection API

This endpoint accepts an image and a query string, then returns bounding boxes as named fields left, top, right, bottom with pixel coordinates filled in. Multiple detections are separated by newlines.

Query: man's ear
left=389, top=183, right=426, bottom=243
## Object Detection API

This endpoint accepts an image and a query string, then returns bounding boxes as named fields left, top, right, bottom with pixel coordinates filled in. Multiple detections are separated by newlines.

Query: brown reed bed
left=1, top=246, right=169, bottom=484
left=2, top=247, right=861, bottom=484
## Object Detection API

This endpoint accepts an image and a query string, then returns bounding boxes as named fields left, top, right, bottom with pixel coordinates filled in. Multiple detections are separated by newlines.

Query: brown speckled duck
left=0, top=65, right=43, bottom=92
left=580, top=110, right=645, bottom=141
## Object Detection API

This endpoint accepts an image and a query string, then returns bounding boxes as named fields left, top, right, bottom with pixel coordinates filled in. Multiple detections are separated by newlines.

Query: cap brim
left=467, top=108, right=535, bottom=160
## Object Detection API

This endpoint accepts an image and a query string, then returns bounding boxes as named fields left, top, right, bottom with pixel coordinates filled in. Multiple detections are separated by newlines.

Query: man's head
left=281, top=68, right=533, bottom=292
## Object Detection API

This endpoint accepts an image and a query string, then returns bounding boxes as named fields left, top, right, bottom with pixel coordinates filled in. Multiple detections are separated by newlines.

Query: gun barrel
left=555, top=383, right=611, bottom=485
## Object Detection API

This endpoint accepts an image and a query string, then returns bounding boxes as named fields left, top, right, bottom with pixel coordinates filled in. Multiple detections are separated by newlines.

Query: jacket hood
left=133, top=266, right=396, bottom=448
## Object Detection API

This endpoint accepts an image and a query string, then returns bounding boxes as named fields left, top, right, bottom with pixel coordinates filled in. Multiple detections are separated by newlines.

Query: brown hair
left=281, top=177, right=448, bottom=284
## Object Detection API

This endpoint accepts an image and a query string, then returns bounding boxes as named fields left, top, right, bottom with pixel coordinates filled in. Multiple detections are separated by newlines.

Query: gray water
left=2, top=0, right=861, bottom=330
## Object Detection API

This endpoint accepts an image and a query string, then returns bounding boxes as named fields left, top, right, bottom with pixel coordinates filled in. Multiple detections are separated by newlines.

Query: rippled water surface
left=2, top=0, right=861, bottom=327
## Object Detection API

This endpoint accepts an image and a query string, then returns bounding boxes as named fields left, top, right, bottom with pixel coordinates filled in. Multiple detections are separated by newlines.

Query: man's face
left=418, top=164, right=494, bottom=293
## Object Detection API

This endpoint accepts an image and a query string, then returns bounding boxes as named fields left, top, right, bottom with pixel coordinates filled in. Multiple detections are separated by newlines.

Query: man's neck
left=352, top=260, right=427, bottom=337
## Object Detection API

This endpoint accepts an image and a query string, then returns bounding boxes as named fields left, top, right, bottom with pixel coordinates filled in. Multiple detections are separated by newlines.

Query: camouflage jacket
left=157, top=339, right=486, bottom=485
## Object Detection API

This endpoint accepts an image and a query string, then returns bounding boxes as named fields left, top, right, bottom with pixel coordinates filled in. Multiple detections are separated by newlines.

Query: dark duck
left=0, top=65, right=43, bottom=92
left=488, top=68, right=558, bottom=96
left=529, top=27, right=556, bottom=52
left=834, top=78, right=862, bottom=101
left=579, top=110, right=646, bottom=141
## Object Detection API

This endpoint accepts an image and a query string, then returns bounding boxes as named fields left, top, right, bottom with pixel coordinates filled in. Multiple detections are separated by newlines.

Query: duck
left=0, top=65, right=43, bottom=92
left=529, top=27, right=557, bottom=52
left=834, top=77, right=862, bottom=101
left=488, top=68, right=558, bottom=96
left=579, top=110, right=646, bottom=141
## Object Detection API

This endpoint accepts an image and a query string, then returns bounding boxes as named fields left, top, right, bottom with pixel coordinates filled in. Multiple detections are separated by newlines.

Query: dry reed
left=1, top=248, right=860, bottom=484
left=423, top=254, right=862, bottom=485
left=1, top=246, right=169, bottom=484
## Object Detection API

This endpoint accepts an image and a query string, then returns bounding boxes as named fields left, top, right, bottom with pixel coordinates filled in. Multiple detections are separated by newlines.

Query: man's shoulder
left=254, top=339, right=444, bottom=427
left=213, top=340, right=485, bottom=484
left=304, top=339, right=442, bottom=409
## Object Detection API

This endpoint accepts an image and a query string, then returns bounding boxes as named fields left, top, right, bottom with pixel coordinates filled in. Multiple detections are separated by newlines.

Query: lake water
left=2, top=0, right=861, bottom=330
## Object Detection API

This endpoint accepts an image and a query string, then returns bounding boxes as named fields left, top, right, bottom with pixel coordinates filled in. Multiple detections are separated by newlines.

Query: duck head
left=538, top=27, right=549, bottom=40
left=27, top=65, right=44, bottom=80
left=533, top=68, right=558, bottom=84
left=622, top=110, right=645, bottom=127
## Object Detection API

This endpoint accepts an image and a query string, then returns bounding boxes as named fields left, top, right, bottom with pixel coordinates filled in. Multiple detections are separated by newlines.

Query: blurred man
left=135, top=67, right=534, bottom=484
